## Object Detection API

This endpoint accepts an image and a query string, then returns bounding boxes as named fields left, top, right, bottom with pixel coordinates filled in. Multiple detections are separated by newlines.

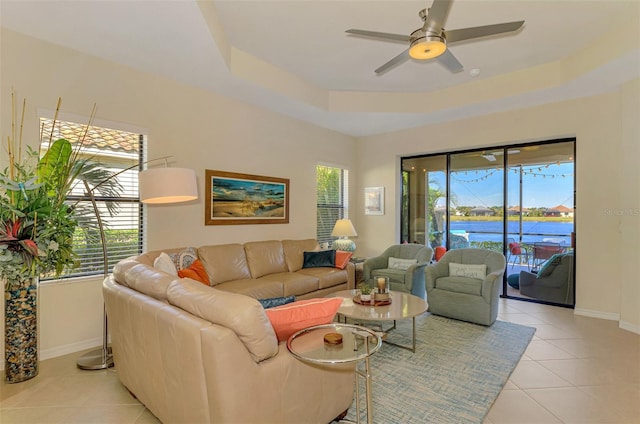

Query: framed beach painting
left=205, top=170, right=289, bottom=225
left=364, top=186, right=385, bottom=215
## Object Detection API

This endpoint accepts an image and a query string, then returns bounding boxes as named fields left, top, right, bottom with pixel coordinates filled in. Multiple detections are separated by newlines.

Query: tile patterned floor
left=1, top=298, right=638, bottom=423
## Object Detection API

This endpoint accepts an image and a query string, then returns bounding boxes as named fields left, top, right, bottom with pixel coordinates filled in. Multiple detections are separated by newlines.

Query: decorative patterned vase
left=4, top=278, right=38, bottom=383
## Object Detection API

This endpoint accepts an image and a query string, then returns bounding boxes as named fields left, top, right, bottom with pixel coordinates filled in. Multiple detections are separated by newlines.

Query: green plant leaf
left=37, top=138, right=72, bottom=197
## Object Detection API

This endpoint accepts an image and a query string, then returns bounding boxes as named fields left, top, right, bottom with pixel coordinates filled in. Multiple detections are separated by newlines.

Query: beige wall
left=1, top=27, right=638, bottom=363
left=355, top=83, right=640, bottom=331
left=0, top=29, right=357, bottom=360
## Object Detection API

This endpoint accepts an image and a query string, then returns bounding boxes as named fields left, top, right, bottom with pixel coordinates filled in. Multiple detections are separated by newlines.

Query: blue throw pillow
left=258, top=296, right=296, bottom=309
left=302, top=250, right=336, bottom=268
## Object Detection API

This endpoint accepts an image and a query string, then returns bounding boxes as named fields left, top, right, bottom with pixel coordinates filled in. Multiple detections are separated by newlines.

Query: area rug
left=344, top=314, right=535, bottom=423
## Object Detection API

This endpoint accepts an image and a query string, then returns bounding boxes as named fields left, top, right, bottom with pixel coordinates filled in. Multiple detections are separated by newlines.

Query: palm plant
left=0, top=94, right=122, bottom=287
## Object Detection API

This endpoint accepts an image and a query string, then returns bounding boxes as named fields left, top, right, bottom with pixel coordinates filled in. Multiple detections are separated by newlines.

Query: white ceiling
left=1, top=0, right=639, bottom=136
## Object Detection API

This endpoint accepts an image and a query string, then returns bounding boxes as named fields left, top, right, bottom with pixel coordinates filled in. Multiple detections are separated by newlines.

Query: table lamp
left=331, top=219, right=357, bottom=252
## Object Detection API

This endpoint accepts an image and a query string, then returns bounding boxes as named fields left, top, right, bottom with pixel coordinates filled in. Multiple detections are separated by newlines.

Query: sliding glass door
left=401, top=139, right=576, bottom=307
left=449, top=150, right=504, bottom=252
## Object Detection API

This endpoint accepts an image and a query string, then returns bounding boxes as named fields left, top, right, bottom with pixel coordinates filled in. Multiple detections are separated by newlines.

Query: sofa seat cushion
left=435, top=276, right=483, bottom=296
left=198, top=244, right=251, bottom=285
left=244, top=240, right=288, bottom=278
left=167, top=279, right=278, bottom=363
left=215, top=279, right=284, bottom=299
left=257, top=272, right=319, bottom=297
left=296, top=268, right=348, bottom=289
left=371, top=268, right=406, bottom=284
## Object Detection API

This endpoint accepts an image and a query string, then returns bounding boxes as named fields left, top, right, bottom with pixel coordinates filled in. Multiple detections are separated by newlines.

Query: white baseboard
left=40, top=337, right=103, bottom=361
left=574, top=308, right=620, bottom=321
left=0, top=338, right=103, bottom=371
left=620, top=320, right=640, bottom=335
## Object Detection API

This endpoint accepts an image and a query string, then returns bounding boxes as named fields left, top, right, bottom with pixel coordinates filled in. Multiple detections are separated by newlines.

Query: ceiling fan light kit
left=346, top=0, right=524, bottom=75
left=409, top=33, right=446, bottom=60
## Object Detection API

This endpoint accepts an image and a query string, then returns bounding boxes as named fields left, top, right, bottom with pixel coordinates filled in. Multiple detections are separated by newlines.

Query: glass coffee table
left=287, top=323, right=381, bottom=424
left=327, top=289, right=428, bottom=352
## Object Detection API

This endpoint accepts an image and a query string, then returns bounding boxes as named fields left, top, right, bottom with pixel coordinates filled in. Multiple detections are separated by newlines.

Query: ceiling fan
left=345, top=0, right=524, bottom=75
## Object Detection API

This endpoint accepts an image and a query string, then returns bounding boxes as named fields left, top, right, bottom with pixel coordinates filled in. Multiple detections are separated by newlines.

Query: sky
left=432, top=163, right=574, bottom=209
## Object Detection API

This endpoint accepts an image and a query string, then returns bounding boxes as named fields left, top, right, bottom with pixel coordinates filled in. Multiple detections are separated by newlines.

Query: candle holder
left=374, top=277, right=390, bottom=301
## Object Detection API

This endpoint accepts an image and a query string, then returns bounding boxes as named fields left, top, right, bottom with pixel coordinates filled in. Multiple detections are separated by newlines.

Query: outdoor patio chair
left=532, top=242, right=564, bottom=271
left=507, top=238, right=529, bottom=270
left=520, top=251, right=574, bottom=304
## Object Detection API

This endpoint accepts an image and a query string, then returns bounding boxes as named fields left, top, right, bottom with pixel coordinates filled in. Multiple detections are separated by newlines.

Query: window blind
left=316, top=165, right=349, bottom=245
left=39, top=118, right=144, bottom=280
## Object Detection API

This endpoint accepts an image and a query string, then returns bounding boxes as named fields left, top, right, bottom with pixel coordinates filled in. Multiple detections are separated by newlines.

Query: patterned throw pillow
left=168, top=247, right=198, bottom=271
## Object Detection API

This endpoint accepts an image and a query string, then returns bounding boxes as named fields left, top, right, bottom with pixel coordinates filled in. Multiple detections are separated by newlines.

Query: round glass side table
left=287, top=323, right=381, bottom=424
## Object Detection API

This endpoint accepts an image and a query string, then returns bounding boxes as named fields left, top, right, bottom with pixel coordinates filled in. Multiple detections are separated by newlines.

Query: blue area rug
left=345, top=314, right=535, bottom=423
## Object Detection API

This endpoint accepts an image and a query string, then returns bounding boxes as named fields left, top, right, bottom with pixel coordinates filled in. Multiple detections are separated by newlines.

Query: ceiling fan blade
left=444, top=21, right=525, bottom=44
left=424, top=0, right=452, bottom=31
left=346, top=29, right=410, bottom=44
left=375, top=49, right=410, bottom=75
left=436, top=49, right=463, bottom=73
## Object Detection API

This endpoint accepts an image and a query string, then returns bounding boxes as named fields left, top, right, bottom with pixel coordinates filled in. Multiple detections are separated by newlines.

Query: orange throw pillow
left=177, top=259, right=210, bottom=286
left=334, top=250, right=353, bottom=269
left=265, top=297, right=343, bottom=342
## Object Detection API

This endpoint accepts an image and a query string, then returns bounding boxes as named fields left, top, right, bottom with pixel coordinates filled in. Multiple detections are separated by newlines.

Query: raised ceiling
left=1, top=0, right=639, bottom=136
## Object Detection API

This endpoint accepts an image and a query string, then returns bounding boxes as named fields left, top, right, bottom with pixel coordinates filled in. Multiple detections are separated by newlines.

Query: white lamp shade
left=139, top=167, right=198, bottom=204
left=331, top=219, right=357, bottom=237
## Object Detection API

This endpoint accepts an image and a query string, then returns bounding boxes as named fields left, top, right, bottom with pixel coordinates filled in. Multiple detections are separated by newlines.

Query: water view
left=448, top=220, right=573, bottom=245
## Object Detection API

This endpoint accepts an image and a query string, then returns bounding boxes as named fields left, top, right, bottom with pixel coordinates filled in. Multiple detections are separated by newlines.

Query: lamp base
left=77, top=346, right=114, bottom=370
left=332, top=238, right=356, bottom=252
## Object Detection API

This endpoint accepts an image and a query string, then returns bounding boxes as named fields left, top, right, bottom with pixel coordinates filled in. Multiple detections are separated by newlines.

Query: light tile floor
left=1, top=298, right=638, bottom=423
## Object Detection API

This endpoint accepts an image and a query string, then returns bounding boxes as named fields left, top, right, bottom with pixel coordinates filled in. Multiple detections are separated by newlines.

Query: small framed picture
left=364, top=186, right=384, bottom=215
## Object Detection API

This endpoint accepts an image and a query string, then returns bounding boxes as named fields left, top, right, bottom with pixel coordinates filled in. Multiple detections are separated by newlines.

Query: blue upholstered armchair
left=425, top=248, right=506, bottom=326
left=363, top=244, right=433, bottom=299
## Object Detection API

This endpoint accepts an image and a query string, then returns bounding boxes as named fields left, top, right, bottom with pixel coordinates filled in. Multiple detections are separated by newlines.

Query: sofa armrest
left=363, top=256, right=387, bottom=281
left=346, top=261, right=356, bottom=289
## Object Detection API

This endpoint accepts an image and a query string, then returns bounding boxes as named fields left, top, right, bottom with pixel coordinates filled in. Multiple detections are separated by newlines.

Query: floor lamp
left=76, top=161, right=198, bottom=370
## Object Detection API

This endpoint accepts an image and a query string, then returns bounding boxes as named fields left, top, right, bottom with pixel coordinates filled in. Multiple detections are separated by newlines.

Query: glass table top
left=327, top=289, right=428, bottom=321
left=286, top=323, right=381, bottom=365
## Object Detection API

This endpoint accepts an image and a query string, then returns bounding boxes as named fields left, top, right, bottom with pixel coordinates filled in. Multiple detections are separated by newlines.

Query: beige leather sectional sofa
left=103, top=239, right=356, bottom=423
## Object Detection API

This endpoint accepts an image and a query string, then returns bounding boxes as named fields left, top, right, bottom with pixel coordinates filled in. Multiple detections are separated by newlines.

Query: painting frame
left=205, top=170, right=289, bottom=225
left=364, top=186, right=385, bottom=215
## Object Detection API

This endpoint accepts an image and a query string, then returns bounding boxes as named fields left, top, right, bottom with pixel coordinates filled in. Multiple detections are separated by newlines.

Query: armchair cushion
left=435, top=276, right=483, bottom=296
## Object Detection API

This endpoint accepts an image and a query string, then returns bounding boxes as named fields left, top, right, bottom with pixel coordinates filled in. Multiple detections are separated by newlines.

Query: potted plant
left=358, top=282, right=373, bottom=301
left=1, top=93, right=120, bottom=383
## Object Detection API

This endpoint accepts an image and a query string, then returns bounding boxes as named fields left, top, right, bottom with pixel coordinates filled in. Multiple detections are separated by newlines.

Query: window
left=316, top=165, right=349, bottom=245
left=39, top=118, right=144, bottom=280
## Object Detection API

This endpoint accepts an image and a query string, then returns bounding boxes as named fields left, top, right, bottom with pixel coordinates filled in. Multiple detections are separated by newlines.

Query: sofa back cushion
left=167, top=279, right=278, bottom=363
left=244, top=240, right=288, bottom=278
left=198, top=244, right=251, bottom=286
left=122, top=263, right=177, bottom=302
left=282, top=239, right=320, bottom=272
